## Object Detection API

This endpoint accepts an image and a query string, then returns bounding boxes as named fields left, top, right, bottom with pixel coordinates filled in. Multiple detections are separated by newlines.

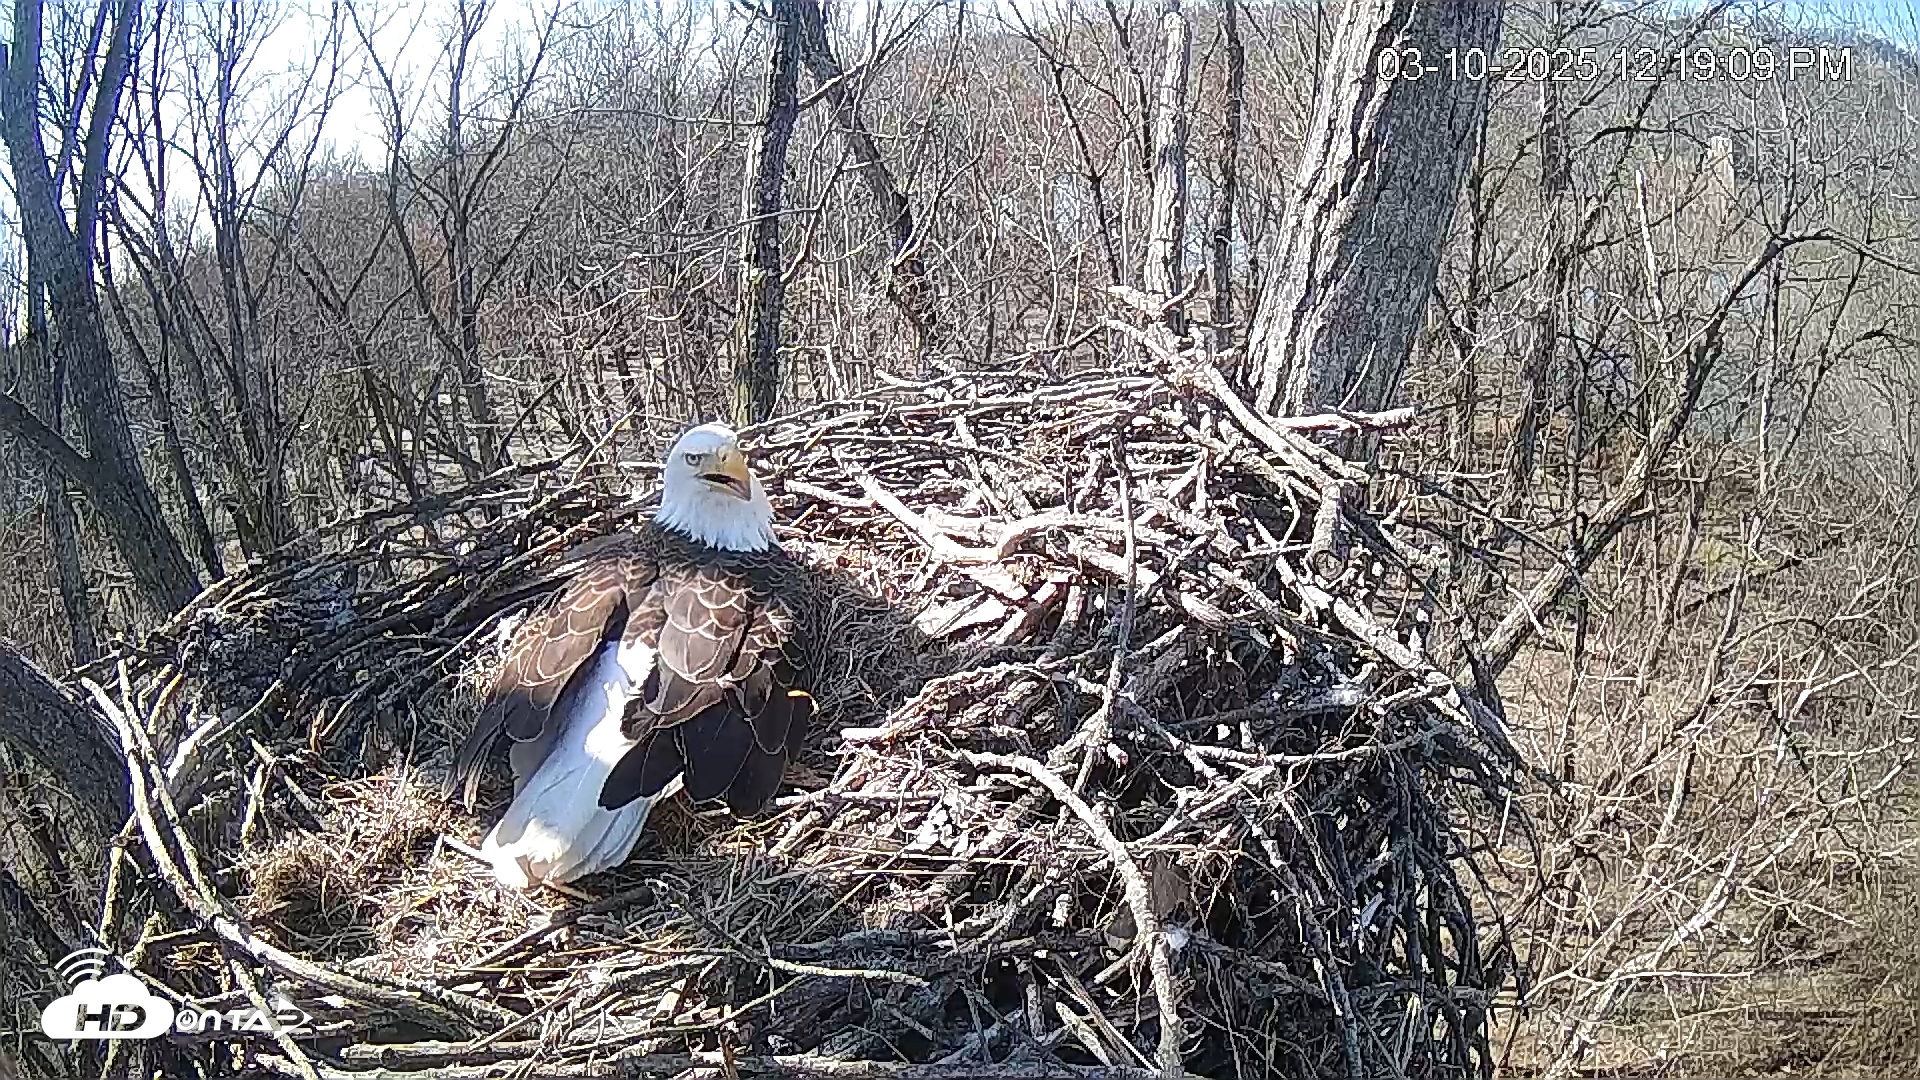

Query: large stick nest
left=83, top=341, right=1522, bottom=1080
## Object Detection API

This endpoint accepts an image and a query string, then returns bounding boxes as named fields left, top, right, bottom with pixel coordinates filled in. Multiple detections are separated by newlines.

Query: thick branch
left=0, top=640, right=128, bottom=829
left=0, top=387, right=101, bottom=489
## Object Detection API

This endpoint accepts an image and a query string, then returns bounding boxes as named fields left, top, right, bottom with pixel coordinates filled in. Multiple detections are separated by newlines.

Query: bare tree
left=1504, top=34, right=1574, bottom=508
left=21, top=331, right=100, bottom=661
left=733, top=0, right=802, bottom=427
left=0, top=0, right=199, bottom=615
left=1206, top=0, right=1245, bottom=356
left=1143, top=0, right=1191, bottom=337
left=0, top=3, right=1914, bottom=1072
left=355, top=0, right=566, bottom=479
left=1481, top=233, right=1824, bottom=675
left=1244, top=0, right=1504, bottom=417
left=791, top=0, right=945, bottom=363
left=107, top=0, right=350, bottom=561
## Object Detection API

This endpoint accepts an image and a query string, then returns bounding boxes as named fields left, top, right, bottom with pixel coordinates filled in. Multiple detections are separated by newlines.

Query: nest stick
left=965, top=751, right=1186, bottom=1079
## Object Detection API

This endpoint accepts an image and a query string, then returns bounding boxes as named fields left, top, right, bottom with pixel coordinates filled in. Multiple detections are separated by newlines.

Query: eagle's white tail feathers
left=480, top=642, right=659, bottom=888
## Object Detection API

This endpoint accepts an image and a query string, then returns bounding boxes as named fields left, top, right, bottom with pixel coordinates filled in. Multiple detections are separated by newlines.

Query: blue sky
left=1695, top=1, right=1919, bottom=46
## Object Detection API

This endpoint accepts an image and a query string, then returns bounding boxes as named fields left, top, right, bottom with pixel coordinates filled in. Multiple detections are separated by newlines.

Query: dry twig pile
left=82, top=334, right=1521, bottom=1079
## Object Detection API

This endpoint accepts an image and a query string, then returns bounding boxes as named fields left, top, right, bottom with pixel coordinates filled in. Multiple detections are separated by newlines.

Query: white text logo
left=41, top=949, right=312, bottom=1042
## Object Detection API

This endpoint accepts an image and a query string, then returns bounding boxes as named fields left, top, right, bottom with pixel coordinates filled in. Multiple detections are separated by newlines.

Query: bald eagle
left=452, top=423, right=813, bottom=888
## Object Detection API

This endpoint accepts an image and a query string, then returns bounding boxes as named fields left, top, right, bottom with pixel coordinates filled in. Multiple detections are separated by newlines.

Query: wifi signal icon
left=55, top=948, right=112, bottom=988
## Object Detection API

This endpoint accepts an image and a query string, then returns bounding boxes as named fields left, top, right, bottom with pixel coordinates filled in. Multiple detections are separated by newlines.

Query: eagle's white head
left=654, top=422, right=776, bottom=552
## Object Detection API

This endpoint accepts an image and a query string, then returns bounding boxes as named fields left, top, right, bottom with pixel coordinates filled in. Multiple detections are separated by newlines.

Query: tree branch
left=0, top=388, right=101, bottom=492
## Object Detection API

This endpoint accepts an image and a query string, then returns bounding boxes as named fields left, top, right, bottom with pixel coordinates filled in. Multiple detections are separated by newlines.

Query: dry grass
left=1477, top=462, right=1920, bottom=1078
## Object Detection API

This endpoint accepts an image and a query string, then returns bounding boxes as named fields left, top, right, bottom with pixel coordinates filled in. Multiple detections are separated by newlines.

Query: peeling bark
left=1245, top=0, right=1504, bottom=418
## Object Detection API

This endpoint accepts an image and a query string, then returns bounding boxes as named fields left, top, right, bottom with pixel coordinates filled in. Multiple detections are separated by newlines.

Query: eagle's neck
left=653, top=481, right=776, bottom=553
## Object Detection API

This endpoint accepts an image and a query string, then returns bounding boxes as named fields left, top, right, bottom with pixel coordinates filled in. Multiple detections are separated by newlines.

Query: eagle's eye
left=683, top=452, right=702, bottom=467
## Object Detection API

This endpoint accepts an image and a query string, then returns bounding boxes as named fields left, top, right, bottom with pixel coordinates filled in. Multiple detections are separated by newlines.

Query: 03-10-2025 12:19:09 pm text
left=1376, top=44, right=1854, bottom=84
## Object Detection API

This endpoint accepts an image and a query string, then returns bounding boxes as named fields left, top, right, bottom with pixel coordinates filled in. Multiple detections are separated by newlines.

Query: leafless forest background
left=3, top=0, right=1920, bottom=1073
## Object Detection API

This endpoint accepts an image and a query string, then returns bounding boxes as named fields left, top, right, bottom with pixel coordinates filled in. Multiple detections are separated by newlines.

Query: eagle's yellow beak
left=700, top=445, right=753, bottom=500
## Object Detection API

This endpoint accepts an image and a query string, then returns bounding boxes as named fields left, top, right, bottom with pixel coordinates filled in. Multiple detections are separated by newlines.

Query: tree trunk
left=1207, top=0, right=1245, bottom=356
left=46, top=479, right=98, bottom=663
left=0, top=0, right=199, bottom=616
left=206, top=26, right=299, bottom=554
left=41, top=337, right=101, bottom=665
left=1245, top=0, right=1504, bottom=417
left=1143, top=0, right=1191, bottom=337
left=22, top=266, right=102, bottom=664
left=1507, top=70, right=1572, bottom=507
left=732, top=0, right=803, bottom=428
left=444, top=27, right=502, bottom=477
left=792, top=0, right=945, bottom=363
left=0, top=638, right=126, bottom=1070
left=0, top=641, right=129, bottom=830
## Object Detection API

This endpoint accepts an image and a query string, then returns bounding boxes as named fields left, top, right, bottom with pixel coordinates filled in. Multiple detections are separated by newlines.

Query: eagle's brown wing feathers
left=600, top=544, right=812, bottom=813
left=456, top=524, right=812, bottom=819
left=450, top=545, right=657, bottom=806
left=659, top=566, right=757, bottom=683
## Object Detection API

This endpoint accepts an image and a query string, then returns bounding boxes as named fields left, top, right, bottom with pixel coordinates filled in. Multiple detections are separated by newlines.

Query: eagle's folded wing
left=602, top=556, right=812, bottom=813
left=451, top=546, right=656, bottom=805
